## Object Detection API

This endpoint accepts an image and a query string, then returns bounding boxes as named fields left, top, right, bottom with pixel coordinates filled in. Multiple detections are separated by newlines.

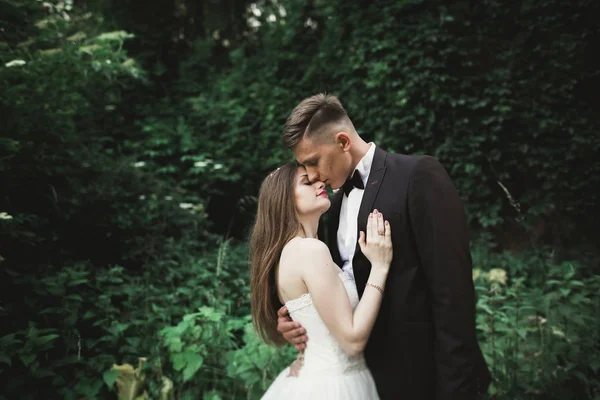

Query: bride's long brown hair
left=250, top=162, right=303, bottom=346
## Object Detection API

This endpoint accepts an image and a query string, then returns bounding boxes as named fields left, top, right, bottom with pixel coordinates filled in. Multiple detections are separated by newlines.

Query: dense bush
left=82, top=0, right=600, bottom=245
left=471, top=243, right=600, bottom=399
left=0, top=1, right=215, bottom=397
left=158, top=0, right=600, bottom=243
left=1, top=239, right=255, bottom=399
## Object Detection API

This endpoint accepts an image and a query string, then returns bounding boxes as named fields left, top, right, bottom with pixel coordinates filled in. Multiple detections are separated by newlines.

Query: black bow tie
left=342, top=170, right=364, bottom=196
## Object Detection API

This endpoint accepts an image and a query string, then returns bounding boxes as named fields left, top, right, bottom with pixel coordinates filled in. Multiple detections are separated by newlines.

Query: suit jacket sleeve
left=408, top=156, right=481, bottom=399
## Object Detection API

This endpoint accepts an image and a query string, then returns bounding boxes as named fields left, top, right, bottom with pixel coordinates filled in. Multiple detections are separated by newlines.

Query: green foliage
left=472, top=247, right=600, bottom=399
left=162, top=0, right=599, bottom=240
left=0, top=238, right=253, bottom=398
left=227, top=323, right=297, bottom=399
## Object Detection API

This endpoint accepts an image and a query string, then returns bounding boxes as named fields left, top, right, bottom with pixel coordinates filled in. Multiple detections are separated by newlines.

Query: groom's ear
left=334, top=132, right=351, bottom=152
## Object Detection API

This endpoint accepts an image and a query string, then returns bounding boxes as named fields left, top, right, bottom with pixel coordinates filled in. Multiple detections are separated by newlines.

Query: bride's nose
left=315, top=181, right=325, bottom=190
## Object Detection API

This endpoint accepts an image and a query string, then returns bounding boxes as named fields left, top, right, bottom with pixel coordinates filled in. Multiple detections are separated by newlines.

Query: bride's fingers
left=377, top=212, right=384, bottom=238
left=277, top=305, right=290, bottom=319
left=385, top=220, right=392, bottom=243
left=370, top=212, right=377, bottom=242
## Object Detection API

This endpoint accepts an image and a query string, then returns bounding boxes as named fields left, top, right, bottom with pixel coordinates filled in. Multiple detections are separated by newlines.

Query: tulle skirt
left=260, top=365, right=380, bottom=400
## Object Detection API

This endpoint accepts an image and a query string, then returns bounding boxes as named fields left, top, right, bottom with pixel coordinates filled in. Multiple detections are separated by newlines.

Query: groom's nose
left=307, top=170, right=320, bottom=183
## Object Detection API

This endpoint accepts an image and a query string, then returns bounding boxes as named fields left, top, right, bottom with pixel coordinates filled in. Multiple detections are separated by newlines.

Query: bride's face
left=294, top=166, right=331, bottom=217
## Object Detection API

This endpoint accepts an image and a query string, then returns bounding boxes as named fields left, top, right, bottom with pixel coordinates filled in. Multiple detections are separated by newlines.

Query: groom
left=276, top=94, right=491, bottom=399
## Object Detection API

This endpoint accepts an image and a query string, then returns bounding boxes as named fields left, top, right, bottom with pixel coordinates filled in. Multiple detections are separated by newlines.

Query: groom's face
left=293, top=135, right=352, bottom=190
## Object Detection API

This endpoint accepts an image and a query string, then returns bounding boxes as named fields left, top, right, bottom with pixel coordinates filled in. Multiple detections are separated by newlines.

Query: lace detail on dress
left=329, top=344, right=367, bottom=374
left=285, top=272, right=350, bottom=313
left=287, top=351, right=305, bottom=377
left=285, top=293, right=313, bottom=313
left=343, top=358, right=368, bottom=374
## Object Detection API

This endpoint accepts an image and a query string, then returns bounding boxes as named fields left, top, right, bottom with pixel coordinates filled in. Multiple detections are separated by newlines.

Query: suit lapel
left=356, top=147, right=387, bottom=243
left=328, top=190, right=344, bottom=268
left=353, top=147, right=387, bottom=292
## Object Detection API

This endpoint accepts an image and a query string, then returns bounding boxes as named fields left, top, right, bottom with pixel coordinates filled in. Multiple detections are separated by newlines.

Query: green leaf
left=182, top=353, right=204, bottom=382
left=35, top=334, right=59, bottom=346
left=0, top=334, right=20, bottom=347
left=478, top=304, right=494, bottom=315
left=199, top=306, right=222, bottom=322
left=126, top=337, right=141, bottom=348
left=32, top=368, right=54, bottom=378
left=19, top=353, right=36, bottom=366
left=172, top=353, right=186, bottom=371
left=203, top=390, right=222, bottom=400
left=67, top=279, right=89, bottom=287
left=0, top=138, right=20, bottom=155
left=66, top=294, right=83, bottom=302
left=39, top=307, right=63, bottom=315
left=102, top=369, right=120, bottom=388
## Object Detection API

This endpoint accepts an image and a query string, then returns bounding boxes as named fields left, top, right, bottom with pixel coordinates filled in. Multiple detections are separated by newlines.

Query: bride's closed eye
left=300, top=176, right=313, bottom=185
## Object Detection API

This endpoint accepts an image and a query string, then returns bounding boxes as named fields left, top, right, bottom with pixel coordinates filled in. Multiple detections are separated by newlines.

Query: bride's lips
left=317, top=190, right=328, bottom=197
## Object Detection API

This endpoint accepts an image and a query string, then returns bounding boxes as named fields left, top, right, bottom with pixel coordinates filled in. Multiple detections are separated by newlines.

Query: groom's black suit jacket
left=326, top=147, right=491, bottom=400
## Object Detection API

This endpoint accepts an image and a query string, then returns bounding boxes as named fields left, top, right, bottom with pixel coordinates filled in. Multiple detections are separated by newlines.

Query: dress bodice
left=284, top=270, right=367, bottom=377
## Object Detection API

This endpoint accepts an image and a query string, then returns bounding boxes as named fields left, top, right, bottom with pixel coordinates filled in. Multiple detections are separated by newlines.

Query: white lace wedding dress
left=261, top=271, right=380, bottom=399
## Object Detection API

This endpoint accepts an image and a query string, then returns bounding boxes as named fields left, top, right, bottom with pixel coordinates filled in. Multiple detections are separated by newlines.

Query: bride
left=249, top=162, right=393, bottom=399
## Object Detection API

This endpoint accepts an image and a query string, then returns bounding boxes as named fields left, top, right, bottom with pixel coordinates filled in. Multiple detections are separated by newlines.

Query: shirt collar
left=354, top=143, right=376, bottom=186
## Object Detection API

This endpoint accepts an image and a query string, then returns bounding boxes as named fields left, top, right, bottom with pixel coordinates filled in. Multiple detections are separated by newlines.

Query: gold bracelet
left=366, top=282, right=384, bottom=295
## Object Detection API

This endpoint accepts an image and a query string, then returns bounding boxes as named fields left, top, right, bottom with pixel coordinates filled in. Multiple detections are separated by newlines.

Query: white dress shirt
left=337, top=143, right=376, bottom=279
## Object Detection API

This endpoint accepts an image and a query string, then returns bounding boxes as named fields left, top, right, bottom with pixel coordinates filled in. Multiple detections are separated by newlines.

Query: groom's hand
left=277, top=305, right=308, bottom=351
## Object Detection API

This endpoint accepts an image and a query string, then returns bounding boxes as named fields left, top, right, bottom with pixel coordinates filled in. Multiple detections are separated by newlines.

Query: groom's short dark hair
left=282, top=93, right=350, bottom=149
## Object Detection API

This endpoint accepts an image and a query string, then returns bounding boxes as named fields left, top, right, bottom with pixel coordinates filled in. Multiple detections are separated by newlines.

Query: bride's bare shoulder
left=280, top=237, right=331, bottom=269
left=283, top=237, right=329, bottom=255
